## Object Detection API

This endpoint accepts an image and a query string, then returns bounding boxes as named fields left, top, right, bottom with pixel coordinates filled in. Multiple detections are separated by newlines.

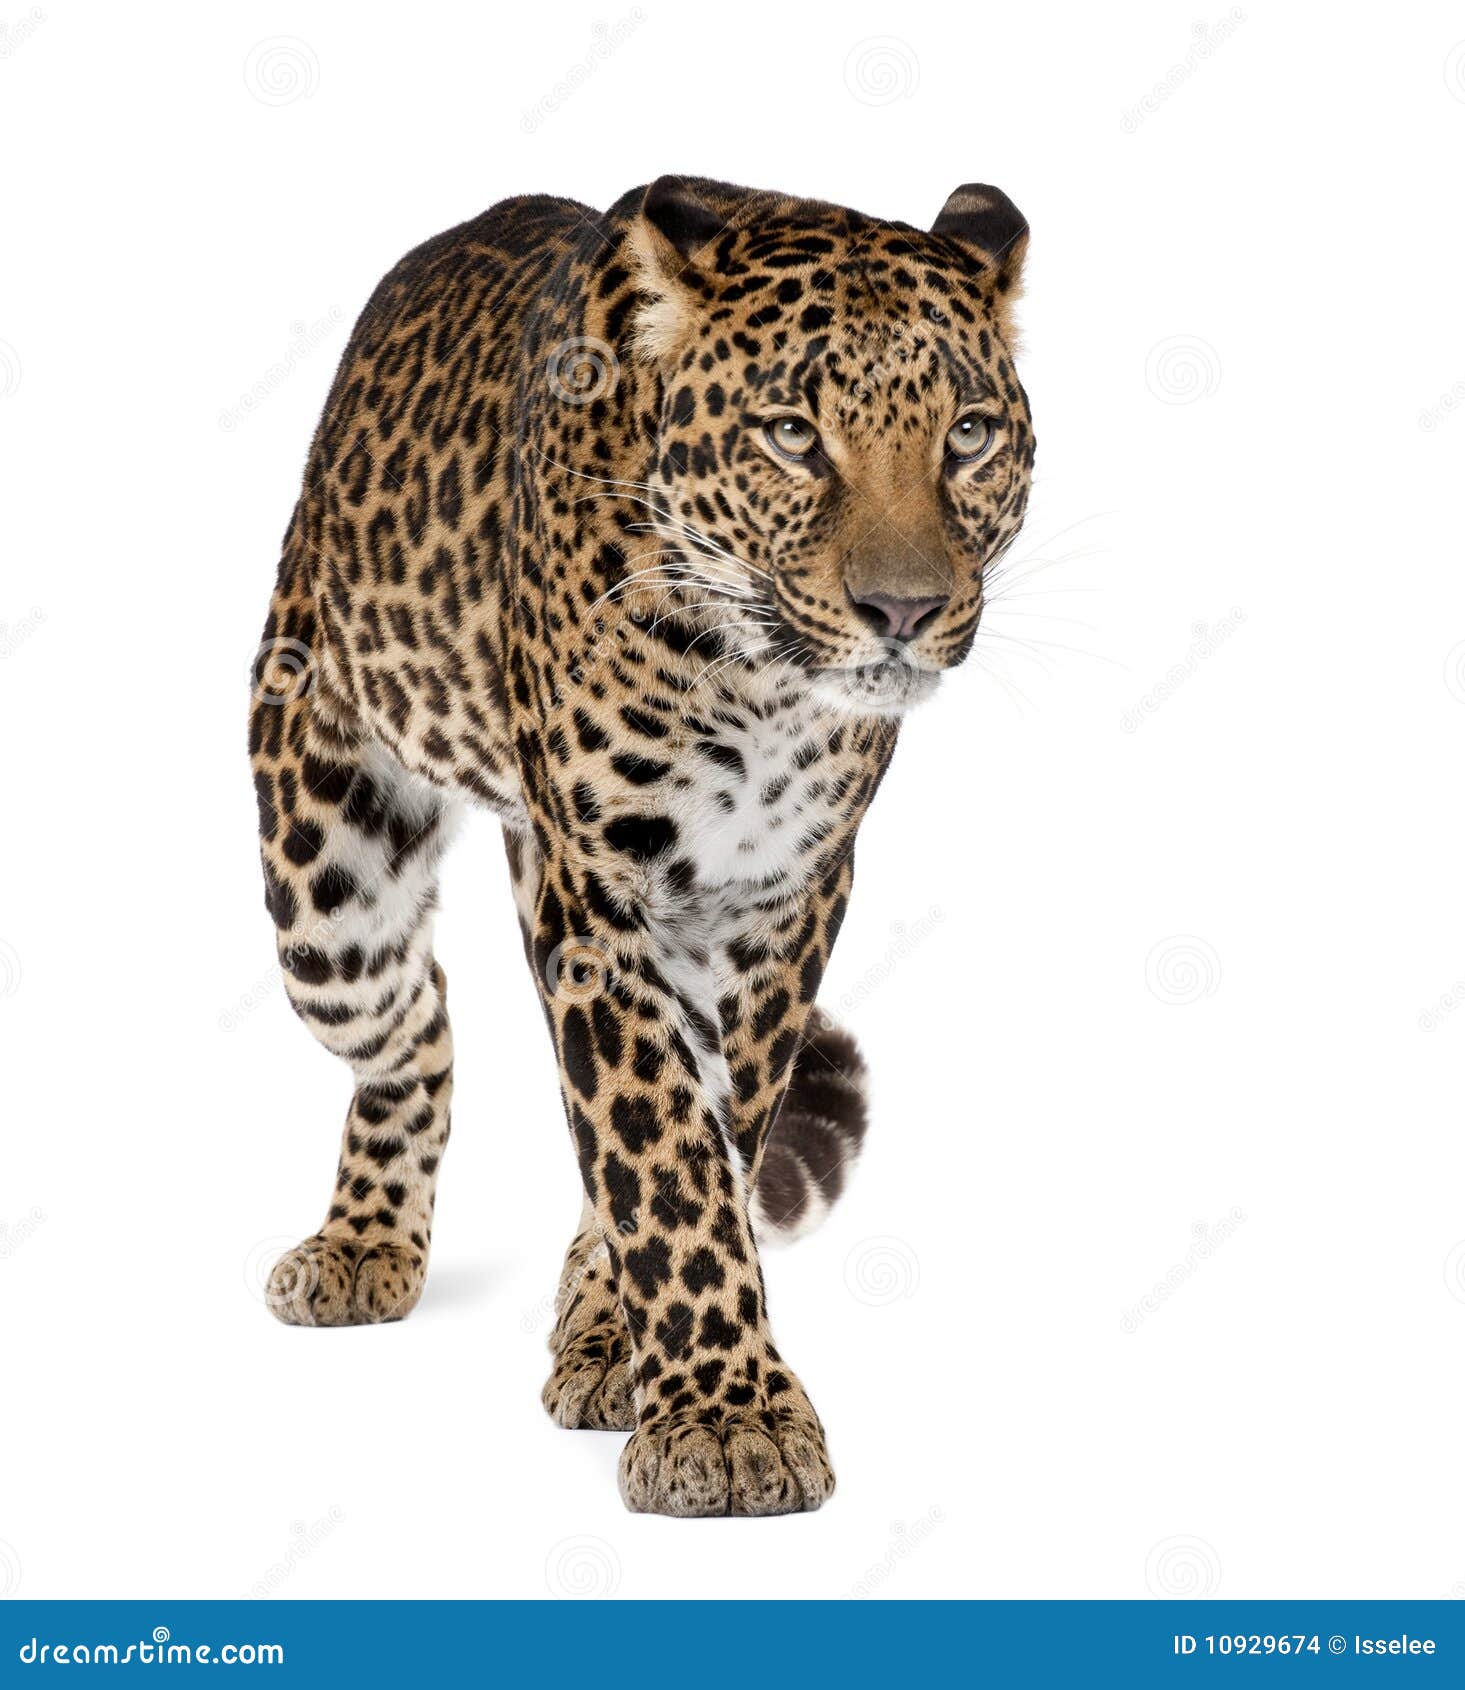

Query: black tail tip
left=752, top=1018, right=869, bottom=1241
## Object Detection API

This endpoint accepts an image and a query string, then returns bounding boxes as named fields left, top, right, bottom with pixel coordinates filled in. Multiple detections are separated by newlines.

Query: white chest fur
left=672, top=699, right=835, bottom=894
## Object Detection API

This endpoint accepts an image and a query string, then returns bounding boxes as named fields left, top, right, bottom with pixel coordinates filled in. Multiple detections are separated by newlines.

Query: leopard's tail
left=750, top=1017, right=869, bottom=1244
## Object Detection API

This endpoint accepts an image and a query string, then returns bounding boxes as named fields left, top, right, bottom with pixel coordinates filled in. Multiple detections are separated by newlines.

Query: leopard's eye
left=947, top=415, right=996, bottom=461
left=765, top=416, right=819, bottom=459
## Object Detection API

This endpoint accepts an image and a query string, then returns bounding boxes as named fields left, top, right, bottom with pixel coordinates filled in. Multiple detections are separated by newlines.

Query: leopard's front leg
left=531, top=859, right=834, bottom=1517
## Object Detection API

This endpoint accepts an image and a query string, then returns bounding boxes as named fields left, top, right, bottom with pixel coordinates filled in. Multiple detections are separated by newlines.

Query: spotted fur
left=250, top=176, right=1034, bottom=1516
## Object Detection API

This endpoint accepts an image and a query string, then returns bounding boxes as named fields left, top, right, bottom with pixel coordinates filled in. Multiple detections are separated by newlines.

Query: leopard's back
left=276, top=192, right=605, bottom=815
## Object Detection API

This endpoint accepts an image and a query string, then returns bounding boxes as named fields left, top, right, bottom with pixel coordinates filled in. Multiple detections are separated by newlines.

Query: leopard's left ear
left=931, top=184, right=1029, bottom=325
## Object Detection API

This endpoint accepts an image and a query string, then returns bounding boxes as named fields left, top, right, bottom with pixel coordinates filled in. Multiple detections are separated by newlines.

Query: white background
left=3, top=0, right=1464, bottom=1602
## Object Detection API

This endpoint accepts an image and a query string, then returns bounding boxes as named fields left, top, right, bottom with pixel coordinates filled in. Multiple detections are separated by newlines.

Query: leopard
left=248, top=175, right=1034, bottom=1517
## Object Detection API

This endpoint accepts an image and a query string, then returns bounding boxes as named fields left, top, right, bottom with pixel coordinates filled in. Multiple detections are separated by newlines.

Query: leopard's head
left=629, top=176, right=1035, bottom=715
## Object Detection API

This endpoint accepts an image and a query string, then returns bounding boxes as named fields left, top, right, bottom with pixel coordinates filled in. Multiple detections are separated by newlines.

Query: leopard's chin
left=807, top=660, right=943, bottom=719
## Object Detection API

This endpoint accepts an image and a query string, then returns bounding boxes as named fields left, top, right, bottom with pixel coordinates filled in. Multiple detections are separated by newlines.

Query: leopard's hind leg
left=251, top=610, right=458, bottom=1327
left=541, top=1198, right=637, bottom=1430
left=501, top=830, right=636, bottom=1427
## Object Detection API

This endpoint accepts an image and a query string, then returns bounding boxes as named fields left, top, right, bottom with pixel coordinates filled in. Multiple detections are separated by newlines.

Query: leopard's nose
left=848, top=590, right=949, bottom=642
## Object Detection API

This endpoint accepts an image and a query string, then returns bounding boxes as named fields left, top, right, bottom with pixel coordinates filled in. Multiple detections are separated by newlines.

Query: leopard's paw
left=266, top=1234, right=425, bottom=1327
left=542, top=1253, right=637, bottom=1430
left=618, top=1403, right=835, bottom=1517
left=542, top=1325, right=636, bottom=1430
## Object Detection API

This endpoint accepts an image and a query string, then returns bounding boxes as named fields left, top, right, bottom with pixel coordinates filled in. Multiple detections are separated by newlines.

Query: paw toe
left=775, top=1425, right=836, bottom=1511
left=623, top=1425, right=730, bottom=1518
left=352, top=1246, right=423, bottom=1323
left=726, top=1428, right=798, bottom=1516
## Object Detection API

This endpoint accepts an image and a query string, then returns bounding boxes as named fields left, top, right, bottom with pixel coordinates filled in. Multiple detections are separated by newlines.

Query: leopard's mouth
left=706, top=595, right=945, bottom=715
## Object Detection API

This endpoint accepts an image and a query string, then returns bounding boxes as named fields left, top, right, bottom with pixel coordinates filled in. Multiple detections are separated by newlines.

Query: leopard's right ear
left=630, top=177, right=723, bottom=365
left=639, top=176, right=724, bottom=270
